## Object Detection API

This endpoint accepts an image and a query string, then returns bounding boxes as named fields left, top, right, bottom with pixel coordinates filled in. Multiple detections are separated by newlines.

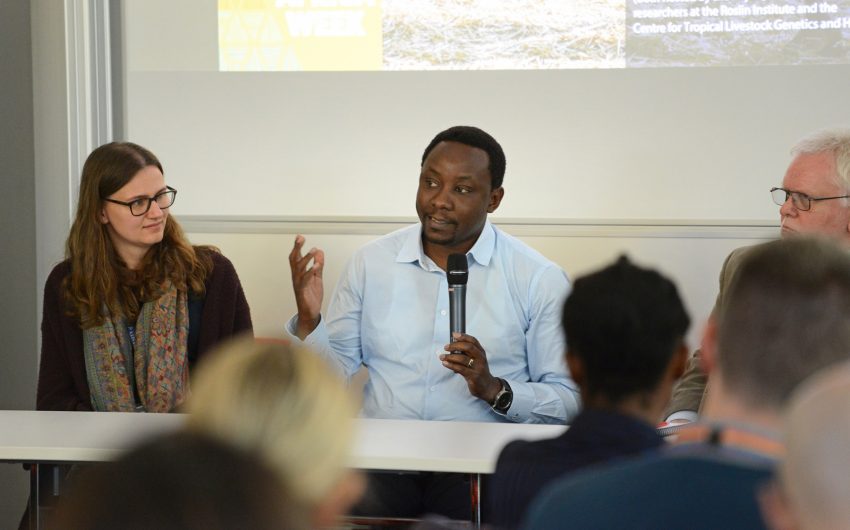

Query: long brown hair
left=65, top=142, right=213, bottom=328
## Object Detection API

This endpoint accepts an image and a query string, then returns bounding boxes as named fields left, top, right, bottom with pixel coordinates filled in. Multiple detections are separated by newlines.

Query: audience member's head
left=760, top=362, right=850, bottom=530
left=778, top=128, right=850, bottom=242
left=562, top=255, right=690, bottom=420
left=186, top=338, right=364, bottom=527
left=707, top=237, right=850, bottom=415
left=50, top=431, right=296, bottom=530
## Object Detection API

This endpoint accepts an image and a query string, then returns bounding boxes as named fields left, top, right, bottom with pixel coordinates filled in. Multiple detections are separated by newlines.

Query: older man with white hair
left=666, top=127, right=850, bottom=422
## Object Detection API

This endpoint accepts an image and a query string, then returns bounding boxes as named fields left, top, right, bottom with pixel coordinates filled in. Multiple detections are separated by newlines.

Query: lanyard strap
left=675, top=423, right=784, bottom=459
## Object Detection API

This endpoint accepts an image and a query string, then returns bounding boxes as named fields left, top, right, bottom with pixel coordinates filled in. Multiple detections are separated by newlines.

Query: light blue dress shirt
left=286, top=221, right=579, bottom=424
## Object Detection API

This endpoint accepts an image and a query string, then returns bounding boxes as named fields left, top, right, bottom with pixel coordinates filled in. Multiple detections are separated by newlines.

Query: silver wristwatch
left=491, top=378, right=513, bottom=414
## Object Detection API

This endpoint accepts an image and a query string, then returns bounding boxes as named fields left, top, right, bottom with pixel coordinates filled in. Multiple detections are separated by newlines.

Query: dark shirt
left=36, top=250, right=253, bottom=411
left=490, top=408, right=663, bottom=528
left=522, top=441, right=775, bottom=530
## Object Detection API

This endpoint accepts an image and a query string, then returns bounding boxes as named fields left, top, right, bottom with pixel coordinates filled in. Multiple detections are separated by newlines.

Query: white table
left=0, top=411, right=565, bottom=528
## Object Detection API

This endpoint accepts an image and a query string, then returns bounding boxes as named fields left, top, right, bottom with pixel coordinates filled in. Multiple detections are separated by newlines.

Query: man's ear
left=671, top=342, right=689, bottom=380
left=700, top=315, right=719, bottom=376
left=487, top=186, right=504, bottom=213
left=566, top=350, right=585, bottom=390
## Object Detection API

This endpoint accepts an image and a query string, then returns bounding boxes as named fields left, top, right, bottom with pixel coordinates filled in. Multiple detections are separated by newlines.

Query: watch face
left=496, top=391, right=512, bottom=410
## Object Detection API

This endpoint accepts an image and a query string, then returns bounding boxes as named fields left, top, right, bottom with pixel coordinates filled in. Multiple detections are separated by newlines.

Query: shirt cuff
left=501, top=379, right=534, bottom=423
left=283, top=313, right=327, bottom=348
left=665, top=410, right=698, bottom=423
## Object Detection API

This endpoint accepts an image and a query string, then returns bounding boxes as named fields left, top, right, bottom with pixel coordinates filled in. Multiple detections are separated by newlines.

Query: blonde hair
left=780, top=361, right=850, bottom=529
left=186, top=338, right=357, bottom=512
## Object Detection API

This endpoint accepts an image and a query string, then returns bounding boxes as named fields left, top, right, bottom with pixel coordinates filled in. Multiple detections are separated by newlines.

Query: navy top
left=489, top=408, right=663, bottom=528
left=522, top=450, right=774, bottom=530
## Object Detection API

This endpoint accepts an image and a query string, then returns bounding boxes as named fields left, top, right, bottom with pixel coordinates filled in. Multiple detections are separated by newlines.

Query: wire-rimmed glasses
left=770, top=187, right=849, bottom=212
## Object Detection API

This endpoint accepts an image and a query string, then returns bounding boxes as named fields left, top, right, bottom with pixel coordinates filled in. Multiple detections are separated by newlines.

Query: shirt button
left=440, top=310, right=447, bottom=316
left=430, top=386, right=437, bottom=392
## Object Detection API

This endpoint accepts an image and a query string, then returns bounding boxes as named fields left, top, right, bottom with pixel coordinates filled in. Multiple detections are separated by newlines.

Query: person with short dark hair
left=524, top=237, right=850, bottom=530
left=286, top=126, right=576, bottom=520
left=49, top=432, right=298, bottom=530
left=421, top=125, right=507, bottom=189
left=490, top=256, right=690, bottom=528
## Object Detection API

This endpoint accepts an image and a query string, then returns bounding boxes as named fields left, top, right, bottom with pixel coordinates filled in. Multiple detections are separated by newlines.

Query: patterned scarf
left=83, top=282, right=190, bottom=412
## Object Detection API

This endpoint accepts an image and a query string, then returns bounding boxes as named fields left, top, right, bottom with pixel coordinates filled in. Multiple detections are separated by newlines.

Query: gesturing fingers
left=288, top=235, right=306, bottom=267
left=296, top=248, right=324, bottom=278
left=289, top=236, right=324, bottom=280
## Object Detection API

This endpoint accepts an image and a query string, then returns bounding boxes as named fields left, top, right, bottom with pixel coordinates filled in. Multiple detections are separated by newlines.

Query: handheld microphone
left=447, top=253, right=468, bottom=354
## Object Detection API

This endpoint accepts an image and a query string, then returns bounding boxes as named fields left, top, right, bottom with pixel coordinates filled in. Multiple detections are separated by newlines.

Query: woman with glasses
left=37, top=141, right=253, bottom=412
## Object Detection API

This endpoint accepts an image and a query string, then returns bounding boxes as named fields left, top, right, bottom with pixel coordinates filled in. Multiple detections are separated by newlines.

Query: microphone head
left=447, top=253, right=469, bottom=285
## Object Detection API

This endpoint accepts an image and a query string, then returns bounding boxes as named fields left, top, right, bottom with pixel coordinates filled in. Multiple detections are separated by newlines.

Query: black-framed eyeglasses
left=103, top=186, right=177, bottom=216
left=770, top=187, right=849, bottom=212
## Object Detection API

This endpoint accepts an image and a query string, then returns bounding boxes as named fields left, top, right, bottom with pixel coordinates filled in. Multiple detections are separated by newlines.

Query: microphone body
left=449, top=283, right=466, bottom=340
left=447, top=253, right=469, bottom=354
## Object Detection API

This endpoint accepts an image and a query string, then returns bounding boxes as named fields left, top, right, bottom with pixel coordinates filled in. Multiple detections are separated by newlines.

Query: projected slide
left=218, top=0, right=850, bottom=71
left=627, top=0, right=850, bottom=66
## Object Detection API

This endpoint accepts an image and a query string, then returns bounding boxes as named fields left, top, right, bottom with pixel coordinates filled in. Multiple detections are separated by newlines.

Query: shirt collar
left=468, top=221, right=495, bottom=266
left=396, top=220, right=496, bottom=268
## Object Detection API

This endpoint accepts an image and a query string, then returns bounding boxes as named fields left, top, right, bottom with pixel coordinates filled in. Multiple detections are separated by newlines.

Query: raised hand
left=288, top=235, right=325, bottom=339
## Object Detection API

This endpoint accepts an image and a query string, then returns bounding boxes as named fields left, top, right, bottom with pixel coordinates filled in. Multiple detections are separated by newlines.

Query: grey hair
left=791, top=128, right=850, bottom=191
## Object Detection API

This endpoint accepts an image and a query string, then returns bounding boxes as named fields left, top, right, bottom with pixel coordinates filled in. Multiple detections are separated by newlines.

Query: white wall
left=120, top=0, right=850, bottom=221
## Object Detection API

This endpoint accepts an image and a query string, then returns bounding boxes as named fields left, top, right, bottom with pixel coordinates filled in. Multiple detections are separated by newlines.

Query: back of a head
left=780, top=362, right=850, bottom=530
left=185, top=338, right=358, bottom=514
left=717, top=237, right=850, bottom=411
left=562, top=255, right=690, bottom=403
left=50, top=431, right=296, bottom=530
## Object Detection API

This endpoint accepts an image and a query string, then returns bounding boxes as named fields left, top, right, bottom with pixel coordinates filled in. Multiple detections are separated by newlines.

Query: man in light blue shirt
left=286, top=125, right=577, bottom=518
left=288, top=125, right=577, bottom=424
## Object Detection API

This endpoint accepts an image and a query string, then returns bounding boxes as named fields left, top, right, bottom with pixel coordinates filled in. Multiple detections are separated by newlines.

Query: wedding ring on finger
left=467, top=357, right=475, bottom=368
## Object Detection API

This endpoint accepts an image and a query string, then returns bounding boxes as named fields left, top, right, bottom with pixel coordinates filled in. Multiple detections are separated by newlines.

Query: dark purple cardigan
left=36, top=251, right=253, bottom=411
